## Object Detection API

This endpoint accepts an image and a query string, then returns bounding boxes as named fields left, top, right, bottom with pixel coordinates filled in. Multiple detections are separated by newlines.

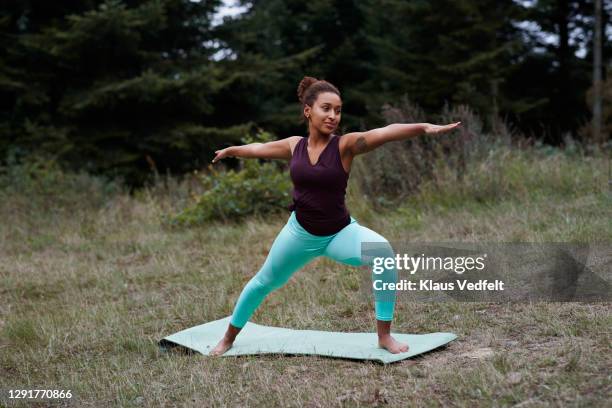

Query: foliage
left=167, top=130, right=292, bottom=226
left=0, top=0, right=610, bottom=187
left=351, top=91, right=608, bottom=213
left=353, top=93, right=554, bottom=209
left=0, top=0, right=249, bottom=186
left=0, top=148, right=123, bottom=211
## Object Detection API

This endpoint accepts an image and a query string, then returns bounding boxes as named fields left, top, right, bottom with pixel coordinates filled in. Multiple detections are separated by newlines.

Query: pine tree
left=517, top=0, right=611, bottom=144
left=357, top=0, right=529, bottom=132
left=213, top=0, right=379, bottom=135
left=2, top=0, right=261, bottom=185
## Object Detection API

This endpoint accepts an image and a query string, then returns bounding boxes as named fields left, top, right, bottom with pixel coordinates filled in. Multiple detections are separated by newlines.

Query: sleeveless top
left=288, top=134, right=351, bottom=236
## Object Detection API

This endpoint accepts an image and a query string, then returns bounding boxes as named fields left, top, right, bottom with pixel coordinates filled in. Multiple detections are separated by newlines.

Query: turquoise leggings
left=229, top=211, right=398, bottom=328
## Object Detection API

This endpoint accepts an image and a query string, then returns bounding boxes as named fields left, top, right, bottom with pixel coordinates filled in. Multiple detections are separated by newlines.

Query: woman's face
left=305, top=92, right=342, bottom=135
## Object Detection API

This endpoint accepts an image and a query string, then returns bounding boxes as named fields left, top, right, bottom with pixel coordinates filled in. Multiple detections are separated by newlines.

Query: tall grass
left=351, top=95, right=609, bottom=213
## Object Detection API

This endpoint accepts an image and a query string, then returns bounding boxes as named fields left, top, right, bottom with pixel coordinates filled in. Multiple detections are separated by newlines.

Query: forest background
left=1, top=0, right=610, bottom=186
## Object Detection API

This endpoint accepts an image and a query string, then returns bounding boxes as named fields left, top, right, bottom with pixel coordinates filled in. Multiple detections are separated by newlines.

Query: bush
left=167, top=131, right=292, bottom=226
left=352, top=95, right=517, bottom=209
left=0, top=149, right=123, bottom=211
left=410, top=145, right=604, bottom=210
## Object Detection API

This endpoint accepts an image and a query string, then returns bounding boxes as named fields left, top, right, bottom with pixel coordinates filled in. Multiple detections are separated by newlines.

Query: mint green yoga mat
left=159, top=316, right=457, bottom=364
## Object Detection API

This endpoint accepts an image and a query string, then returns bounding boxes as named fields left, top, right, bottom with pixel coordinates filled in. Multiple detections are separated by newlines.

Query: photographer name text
left=373, top=279, right=505, bottom=291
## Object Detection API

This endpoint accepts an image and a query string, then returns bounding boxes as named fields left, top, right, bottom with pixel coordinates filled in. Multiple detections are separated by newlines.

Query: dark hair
left=297, top=76, right=341, bottom=123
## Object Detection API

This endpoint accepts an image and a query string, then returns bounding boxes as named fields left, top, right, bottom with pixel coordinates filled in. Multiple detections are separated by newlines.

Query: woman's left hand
left=423, top=122, right=461, bottom=135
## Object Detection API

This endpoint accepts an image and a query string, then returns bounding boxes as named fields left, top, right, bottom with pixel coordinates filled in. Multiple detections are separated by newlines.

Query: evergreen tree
left=513, top=0, right=611, bottom=144
left=2, top=0, right=609, bottom=185
left=1, top=0, right=260, bottom=185
left=357, top=0, right=529, bottom=132
left=213, top=0, right=379, bottom=136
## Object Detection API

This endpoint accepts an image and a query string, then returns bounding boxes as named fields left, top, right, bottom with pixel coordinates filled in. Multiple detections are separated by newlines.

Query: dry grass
left=0, top=144, right=610, bottom=407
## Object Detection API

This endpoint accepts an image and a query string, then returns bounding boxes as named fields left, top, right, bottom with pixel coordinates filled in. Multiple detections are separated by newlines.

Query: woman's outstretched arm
left=212, top=136, right=302, bottom=163
left=343, top=122, right=461, bottom=156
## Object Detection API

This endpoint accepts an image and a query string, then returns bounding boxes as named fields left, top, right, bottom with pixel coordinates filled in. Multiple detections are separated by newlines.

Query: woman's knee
left=363, top=238, right=395, bottom=267
left=252, top=266, right=292, bottom=292
left=244, top=275, right=272, bottom=297
left=358, top=226, right=393, bottom=254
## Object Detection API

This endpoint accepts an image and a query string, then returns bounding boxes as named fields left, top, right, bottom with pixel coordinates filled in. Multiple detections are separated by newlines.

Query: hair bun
left=297, top=76, right=318, bottom=104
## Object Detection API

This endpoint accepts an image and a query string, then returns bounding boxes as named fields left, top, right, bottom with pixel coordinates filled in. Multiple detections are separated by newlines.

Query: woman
left=209, top=76, right=460, bottom=355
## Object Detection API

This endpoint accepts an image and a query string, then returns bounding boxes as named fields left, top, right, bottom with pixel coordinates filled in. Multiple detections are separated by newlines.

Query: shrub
left=352, top=95, right=517, bottom=209
left=0, top=149, right=123, bottom=212
left=167, top=131, right=292, bottom=226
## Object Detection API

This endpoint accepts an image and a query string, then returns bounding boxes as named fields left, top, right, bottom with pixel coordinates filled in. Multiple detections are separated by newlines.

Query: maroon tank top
left=288, top=134, right=351, bottom=236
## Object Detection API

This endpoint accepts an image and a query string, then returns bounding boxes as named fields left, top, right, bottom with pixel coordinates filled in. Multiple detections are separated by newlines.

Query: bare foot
left=209, top=323, right=242, bottom=356
left=378, top=335, right=409, bottom=354
left=209, top=337, right=234, bottom=356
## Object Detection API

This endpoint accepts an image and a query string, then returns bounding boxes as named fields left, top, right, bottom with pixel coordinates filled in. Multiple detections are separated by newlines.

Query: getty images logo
left=371, top=253, right=488, bottom=275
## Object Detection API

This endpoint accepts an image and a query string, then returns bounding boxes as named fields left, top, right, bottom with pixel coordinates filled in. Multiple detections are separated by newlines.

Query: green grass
left=0, top=145, right=610, bottom=407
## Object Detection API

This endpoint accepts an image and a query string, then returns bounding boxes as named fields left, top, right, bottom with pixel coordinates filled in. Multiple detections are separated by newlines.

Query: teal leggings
left=229, top=211, right=398, bottom=328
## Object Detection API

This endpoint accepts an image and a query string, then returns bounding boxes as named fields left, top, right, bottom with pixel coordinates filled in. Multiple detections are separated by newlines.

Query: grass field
left=1, top=145, right=610, bottom=407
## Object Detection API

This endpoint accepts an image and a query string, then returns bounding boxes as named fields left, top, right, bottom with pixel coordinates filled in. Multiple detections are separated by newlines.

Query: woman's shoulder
left=289, top=136, right=305, bottom=156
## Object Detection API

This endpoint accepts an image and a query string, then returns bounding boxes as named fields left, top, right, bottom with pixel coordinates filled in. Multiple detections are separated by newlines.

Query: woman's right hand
left=212, top=147, right=232, bottom=164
